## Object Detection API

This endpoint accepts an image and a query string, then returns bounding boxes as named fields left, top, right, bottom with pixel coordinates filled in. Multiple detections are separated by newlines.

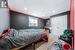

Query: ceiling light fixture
left=24, top=8, right=27, bottom=10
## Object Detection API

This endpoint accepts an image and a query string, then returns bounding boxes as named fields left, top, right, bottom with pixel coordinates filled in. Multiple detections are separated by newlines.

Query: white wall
left=0, top=8, right=10, bottom=35
left=51, top=15, right=67, bottom=36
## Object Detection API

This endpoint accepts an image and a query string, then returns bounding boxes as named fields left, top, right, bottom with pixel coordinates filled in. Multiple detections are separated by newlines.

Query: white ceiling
left=8, top=0, right=70, bottom=19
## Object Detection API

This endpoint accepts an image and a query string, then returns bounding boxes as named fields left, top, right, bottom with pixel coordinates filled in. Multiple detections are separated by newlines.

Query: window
left=29, top=16, right=38, bottom=26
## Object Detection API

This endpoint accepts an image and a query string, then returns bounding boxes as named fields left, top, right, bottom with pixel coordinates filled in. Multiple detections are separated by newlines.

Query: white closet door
left=51, top=15, right=67, bottom=36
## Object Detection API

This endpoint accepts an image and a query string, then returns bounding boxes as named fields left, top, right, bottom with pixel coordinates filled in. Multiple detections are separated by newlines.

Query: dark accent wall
left=10, top=11, right=46, bottom=29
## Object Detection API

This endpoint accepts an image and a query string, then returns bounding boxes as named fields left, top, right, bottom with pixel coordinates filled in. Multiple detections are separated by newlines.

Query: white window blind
left=29, top=17, right=38, bottom=26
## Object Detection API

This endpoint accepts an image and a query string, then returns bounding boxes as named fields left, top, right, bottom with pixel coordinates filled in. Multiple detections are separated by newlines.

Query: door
left=51, top=15, right=68, bottom=36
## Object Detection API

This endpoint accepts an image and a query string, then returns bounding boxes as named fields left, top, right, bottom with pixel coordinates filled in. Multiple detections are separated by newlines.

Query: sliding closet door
left=51, top=15, right=67, bottom=36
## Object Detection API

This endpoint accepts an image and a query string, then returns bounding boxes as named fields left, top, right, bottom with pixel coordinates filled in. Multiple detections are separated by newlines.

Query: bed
left=7, top=29, right=46, bottom=48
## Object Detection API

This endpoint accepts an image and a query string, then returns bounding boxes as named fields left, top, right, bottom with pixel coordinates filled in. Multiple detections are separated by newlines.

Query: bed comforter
left=7, top=29, right=45, bottom=48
